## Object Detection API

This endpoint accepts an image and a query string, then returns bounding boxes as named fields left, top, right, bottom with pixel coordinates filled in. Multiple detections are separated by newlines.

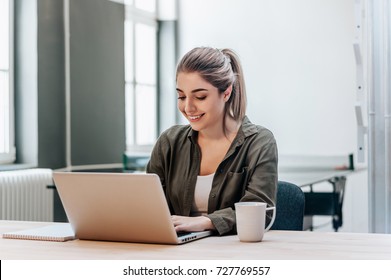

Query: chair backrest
left=270, top=181, right=305, bottom=231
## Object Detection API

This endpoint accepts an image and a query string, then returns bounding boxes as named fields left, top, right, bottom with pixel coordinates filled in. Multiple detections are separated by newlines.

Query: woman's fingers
left=171, top=215, right=215, bottom=232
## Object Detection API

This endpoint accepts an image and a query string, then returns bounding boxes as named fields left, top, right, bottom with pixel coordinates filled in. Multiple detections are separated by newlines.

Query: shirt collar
left=187, top=127, right=197, bottom=144
left=232, top=116, right=257, bottom=147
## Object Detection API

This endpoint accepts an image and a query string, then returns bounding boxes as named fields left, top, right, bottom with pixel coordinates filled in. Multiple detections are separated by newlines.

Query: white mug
left=235, top=202, right=276, bottom=242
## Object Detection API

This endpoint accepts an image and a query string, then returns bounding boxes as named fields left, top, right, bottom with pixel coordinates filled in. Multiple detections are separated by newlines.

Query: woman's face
left=176, top=72, right=230, bottom=133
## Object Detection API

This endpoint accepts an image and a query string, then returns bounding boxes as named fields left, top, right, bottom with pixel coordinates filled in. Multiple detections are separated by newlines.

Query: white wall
left=177, top=0, right=368, bottom=232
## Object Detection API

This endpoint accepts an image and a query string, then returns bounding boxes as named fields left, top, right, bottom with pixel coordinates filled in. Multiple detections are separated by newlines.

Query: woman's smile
left=188, top=114, right=205, bottom=122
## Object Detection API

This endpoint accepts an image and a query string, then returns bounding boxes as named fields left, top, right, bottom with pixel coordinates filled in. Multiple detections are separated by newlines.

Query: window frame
left=0, top=0, right=15, bottom=164
left=124, top=1, right=158, bottom=153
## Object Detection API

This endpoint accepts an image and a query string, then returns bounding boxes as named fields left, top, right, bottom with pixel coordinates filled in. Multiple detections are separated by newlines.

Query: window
left=124, top=0, right=157, bottom=151
left=0, top=0, right=15, bottom=164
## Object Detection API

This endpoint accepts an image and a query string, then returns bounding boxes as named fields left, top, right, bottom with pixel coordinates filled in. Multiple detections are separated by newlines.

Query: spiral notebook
left=2, top=223, right=75, bottom=242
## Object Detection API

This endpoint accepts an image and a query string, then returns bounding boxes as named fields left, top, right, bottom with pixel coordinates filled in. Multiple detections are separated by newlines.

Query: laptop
left=52, top=172, right=213, bottom=244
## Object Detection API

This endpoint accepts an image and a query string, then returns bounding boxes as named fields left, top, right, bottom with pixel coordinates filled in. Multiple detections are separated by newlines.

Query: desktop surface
left=1, top=220, right=390, bottom=260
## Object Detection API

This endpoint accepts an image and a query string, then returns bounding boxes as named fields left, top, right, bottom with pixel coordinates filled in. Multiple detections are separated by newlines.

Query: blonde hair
left=176, top=47, right=247, bottom=124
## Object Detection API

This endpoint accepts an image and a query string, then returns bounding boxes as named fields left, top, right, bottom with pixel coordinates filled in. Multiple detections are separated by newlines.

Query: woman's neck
left=198, top=116, right=241, bottom=143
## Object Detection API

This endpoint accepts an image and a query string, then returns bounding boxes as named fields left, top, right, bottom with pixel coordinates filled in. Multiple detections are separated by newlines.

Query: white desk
left=1, top=221, right=390, bottom=260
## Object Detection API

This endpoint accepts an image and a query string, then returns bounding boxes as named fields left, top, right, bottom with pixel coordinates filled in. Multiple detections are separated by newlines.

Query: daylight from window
left=124, top=1, right=157, bottom=149
left=0, top=0, right=11, bottom=161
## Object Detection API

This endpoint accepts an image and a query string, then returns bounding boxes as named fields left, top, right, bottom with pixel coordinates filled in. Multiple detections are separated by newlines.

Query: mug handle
left=265, top=206, right=276, bottom=232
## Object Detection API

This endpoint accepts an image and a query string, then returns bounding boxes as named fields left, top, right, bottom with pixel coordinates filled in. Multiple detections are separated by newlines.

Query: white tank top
left=191, top=173, right=215, bottom=216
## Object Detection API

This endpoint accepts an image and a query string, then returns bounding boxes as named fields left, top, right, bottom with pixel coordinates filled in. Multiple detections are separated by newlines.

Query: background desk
left=279, top=154, right=359, bottom=231
left=1, top=221, right=390, bottom=260
left=279, top=169, right=353, bottom=231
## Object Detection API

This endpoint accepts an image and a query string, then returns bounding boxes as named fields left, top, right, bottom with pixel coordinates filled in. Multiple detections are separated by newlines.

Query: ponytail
left=221, top=48, right=247, bottom=122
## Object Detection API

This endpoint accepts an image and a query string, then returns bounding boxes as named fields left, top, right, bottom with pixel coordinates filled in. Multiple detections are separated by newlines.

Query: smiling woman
left=176, top=72, right=229, bottom=137
left=146, top=47, right=278, bottom=236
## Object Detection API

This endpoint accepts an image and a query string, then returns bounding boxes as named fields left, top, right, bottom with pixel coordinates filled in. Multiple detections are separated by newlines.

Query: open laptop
left=52, top=172, right=213, bottom=245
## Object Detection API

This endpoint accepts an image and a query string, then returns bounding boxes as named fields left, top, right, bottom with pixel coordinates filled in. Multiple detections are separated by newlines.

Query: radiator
left=0, top=168, right=54, bottom=221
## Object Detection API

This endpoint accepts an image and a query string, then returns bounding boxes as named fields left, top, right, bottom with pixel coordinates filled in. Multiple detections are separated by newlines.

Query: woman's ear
left=223, top=85, right=233, bottom=102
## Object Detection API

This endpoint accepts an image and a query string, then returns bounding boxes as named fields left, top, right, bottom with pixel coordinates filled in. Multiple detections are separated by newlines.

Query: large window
left=0, top=0, right=15, bottom=164
left=124, top=0, right=157, bottom=151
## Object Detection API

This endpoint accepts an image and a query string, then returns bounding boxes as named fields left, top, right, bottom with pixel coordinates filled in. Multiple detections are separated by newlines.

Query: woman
left=146, top=47, right=277, bottom=235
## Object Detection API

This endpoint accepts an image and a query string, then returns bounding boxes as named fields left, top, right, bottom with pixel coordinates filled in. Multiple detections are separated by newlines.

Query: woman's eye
left=196, top=96, right=206, bottom=100
left=177, top=96, right=185, bottom=100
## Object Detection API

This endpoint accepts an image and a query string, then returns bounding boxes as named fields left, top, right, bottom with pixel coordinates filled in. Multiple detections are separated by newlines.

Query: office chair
left=303, top=176, right=346, bottom=231
left=270, top=181, right=305, bottom=231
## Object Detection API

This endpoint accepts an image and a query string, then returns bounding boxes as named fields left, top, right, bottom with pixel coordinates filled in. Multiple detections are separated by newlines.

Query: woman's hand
left=171, top=215, right=216, bottom=232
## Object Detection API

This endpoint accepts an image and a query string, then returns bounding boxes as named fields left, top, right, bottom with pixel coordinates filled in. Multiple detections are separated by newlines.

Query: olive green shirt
left=146, top=116, right=278, bottom=235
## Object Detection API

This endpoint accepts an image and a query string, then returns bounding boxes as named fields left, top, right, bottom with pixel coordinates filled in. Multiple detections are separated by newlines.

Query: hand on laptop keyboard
left=171, top=215, right=216, bottom=232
